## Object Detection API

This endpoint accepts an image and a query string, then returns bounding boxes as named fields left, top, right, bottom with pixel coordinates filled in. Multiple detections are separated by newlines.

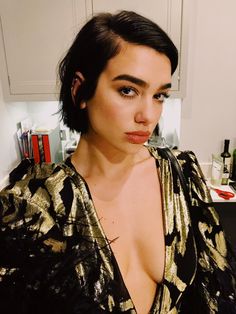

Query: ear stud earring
left=80, top=103, right=86, bottom=109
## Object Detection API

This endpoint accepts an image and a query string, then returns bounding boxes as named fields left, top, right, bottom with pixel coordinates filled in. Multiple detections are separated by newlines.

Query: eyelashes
left=154, top=92, right=170, bottom=102
left=118, top=86, right=170, bottom=102
left=118, top=86, right=137, bottom=98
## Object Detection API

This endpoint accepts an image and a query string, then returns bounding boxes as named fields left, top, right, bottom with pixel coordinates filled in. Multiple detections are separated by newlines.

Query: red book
left=42, top=134, right=51, bottom=162
left=31, top=134, right=40, bottom=164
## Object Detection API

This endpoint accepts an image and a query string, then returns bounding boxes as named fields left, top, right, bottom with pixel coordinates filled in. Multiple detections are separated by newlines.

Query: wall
left=0, top=71, right=61, bottom=188
left=26, top=101, right=60, bottom=129
left=0, top=73, right=28, bottom=188
left=180, top=0, right=236, bottom=164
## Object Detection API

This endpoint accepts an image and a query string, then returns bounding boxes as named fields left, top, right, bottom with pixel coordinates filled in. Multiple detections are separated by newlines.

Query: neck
left=71, top=135, right=149, bottom=180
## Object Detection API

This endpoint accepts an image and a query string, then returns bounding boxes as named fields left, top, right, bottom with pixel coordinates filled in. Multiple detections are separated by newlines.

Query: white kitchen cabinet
left=0, top=0, right=188, bottom=101
left=0, top=0, right=88, bottom=101
left=87, top=0, right=188, bottom=97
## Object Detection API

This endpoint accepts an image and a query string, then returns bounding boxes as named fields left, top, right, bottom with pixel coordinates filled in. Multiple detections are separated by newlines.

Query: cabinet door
left=90, top=0, right=185, bottom=96
left=0, top=0, right=87, bottom=101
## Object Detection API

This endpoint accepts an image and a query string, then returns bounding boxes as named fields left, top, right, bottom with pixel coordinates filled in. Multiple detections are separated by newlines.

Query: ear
left=71, top=71, right=86, bottom=107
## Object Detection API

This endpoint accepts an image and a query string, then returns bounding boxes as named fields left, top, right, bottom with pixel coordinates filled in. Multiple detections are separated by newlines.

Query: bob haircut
left=59, top=10, right=178, bottom=133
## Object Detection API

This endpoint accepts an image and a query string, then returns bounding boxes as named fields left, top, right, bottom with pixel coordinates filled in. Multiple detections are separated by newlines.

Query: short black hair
left=58, top=10, right=178, bottom=133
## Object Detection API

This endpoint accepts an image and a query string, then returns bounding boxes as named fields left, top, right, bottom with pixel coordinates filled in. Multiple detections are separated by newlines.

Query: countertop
left=208, top=183, right=236, bottom=203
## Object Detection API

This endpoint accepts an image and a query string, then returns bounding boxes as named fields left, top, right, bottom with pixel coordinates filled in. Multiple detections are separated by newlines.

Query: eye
left=154, top=92, right=170, bottom=102
left=118, top=86, right=137, bottom=98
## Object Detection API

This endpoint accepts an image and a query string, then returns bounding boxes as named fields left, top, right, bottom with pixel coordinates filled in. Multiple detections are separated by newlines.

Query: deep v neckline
left=65, top=147, right=168, bottom=313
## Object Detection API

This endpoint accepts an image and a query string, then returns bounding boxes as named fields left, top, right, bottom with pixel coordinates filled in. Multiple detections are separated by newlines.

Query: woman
left=0, top=10, right=235, bottom=314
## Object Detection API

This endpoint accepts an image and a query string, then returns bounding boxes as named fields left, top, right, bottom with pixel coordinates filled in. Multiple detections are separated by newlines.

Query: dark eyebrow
left=112, top=74, right=172, bottom=90
left=112, top=74, right=147, bottom=87
left=159, top=82, right=172, bottom=90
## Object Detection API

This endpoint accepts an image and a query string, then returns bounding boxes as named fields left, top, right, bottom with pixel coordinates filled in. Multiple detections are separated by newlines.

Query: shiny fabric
left=0, top=147, right=235, bottom=313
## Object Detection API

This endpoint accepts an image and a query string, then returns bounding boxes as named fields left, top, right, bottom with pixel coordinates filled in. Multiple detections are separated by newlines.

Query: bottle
left=221, top=139, right=231, bottom=185
left=221, top=164, right=230, bottom=185
left=231, top=148, right=236, bottom=181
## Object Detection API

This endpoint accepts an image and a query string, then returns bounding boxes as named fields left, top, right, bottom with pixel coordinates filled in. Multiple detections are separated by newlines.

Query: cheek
left=102, top=104, right=120, bottom=119
left=87, top=100, right=126, bottom=131
left=150, top=106, right=163, bottom=130
left=90, top=96, right=129, bottom=121
left=158, top=107, right=163, bottom=120
left=154, top=104, right=163, bottom=119
left=94, top=105, right=122, bottom=122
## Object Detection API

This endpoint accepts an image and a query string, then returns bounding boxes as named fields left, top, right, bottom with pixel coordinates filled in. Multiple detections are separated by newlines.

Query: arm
left=0, top=165, right=68, bottom=313
left=0, top=163, right=107, bottom=314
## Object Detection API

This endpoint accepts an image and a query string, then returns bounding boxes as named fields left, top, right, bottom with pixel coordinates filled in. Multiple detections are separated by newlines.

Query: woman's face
left=85, top=42, right=172, bottom=155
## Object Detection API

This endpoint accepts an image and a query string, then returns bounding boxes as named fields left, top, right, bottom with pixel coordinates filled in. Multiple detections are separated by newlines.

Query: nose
left=134, top=98, right=162, bottom=125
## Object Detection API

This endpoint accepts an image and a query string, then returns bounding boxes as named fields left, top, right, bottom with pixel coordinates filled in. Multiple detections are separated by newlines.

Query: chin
left=120, top=142, right=146, bottom=155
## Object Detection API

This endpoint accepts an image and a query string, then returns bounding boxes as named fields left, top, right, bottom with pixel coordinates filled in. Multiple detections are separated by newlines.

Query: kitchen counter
left=209, top=184, right=236, bottom=203
left=207, top=182, right=236, bottom=252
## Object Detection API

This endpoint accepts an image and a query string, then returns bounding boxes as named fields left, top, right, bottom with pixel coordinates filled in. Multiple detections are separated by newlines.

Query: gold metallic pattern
left=0, top=147, right=235, bottom=313
left=119, top=299, right=134, bottom=311
left=215, top=231, right=227, bottom=257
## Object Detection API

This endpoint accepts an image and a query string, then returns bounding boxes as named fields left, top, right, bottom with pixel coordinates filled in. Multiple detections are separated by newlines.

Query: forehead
left=102, top=42, right=171, bottom=84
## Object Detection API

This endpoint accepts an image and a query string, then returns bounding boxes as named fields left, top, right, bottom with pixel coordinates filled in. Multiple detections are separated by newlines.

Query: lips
left=125, top=131, right=151, bottom=144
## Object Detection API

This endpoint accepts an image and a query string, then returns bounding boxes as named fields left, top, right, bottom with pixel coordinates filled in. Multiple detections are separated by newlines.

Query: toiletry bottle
left=231, top=148, right=236, bottom=181
left=221, top=139, right=231, bottom=185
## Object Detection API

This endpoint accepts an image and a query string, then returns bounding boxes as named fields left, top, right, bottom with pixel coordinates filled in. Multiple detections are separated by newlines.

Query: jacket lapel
left=151, top=148, right=197, bottom=312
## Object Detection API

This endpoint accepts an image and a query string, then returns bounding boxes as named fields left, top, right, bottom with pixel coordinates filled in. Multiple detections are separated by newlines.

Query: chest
left=91, top=166, right=165, bottom=285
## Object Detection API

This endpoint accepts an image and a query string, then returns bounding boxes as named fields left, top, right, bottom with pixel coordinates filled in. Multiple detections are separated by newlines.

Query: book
left=31, top=125, right=63, bottom=164
left=31, top=134, right=40, bottom=163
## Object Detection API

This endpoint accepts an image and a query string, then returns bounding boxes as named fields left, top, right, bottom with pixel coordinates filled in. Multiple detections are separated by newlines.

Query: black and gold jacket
left=0, top=147, right=235, bottom=313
